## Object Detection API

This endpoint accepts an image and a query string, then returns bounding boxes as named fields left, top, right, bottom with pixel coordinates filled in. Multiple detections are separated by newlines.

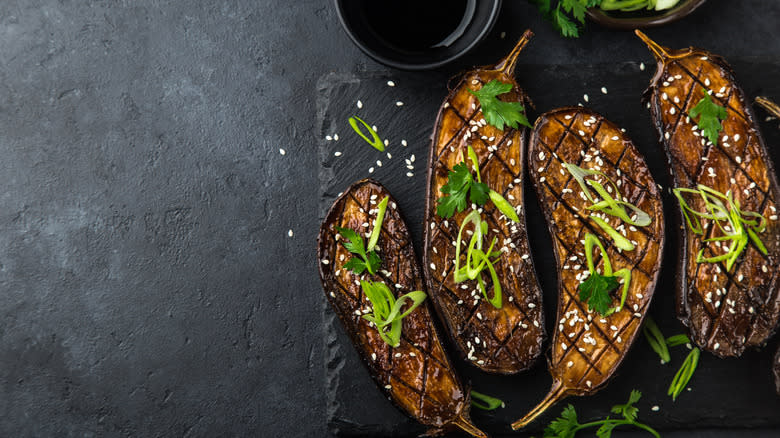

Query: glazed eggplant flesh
left=755, top=96, right=780, bottom=397
left=638, top=31, right=780, bottom=358
left=513, top=108, right=664, bottom=429
left=317, top=179, right=486, bottom=437
left=423, top=30, right=545, bottom=374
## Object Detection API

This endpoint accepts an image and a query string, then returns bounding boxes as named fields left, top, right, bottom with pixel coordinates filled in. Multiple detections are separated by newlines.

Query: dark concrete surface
left=0, top=0, right=778, bottom=437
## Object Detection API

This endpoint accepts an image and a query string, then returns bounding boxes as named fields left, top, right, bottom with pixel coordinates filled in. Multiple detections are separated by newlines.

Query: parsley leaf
left=436, top=162, right=489, bottom=218
left=468, top=80, right=532, bottom=131
left=541, top=391, right=659, bottom=438
left=578, top=272, right=619, bottom=315
left=611, top=389, right=641, bottom=422
left=688, top=89, right=728, bottom=145
left=336, top=226, right=381, bottom=275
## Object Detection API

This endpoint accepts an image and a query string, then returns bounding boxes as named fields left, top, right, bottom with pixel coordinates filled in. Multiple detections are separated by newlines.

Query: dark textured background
left=0, top=0, right=779, bottom=437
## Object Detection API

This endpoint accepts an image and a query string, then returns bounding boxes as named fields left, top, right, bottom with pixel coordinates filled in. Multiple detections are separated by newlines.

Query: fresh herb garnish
left=642, top=317, right=671, bottom=364
left=541, top=390, right=660, bottom=438
left=669, top=346, right=700, bottom=401
left=471, top=390, right=505, bottom=410
left=348, top=116, right=385, bottom=151
left=674, top=184, right=767, bottom=271
left=468, top=80, right=532, bottom=131
left=437, top=163, right=489, bottom=218
left=360, top=280, right=426, bottom=347
left=643, top=317, right=701, bottom=401
left=579, top=233, right=631, bottom=316
left=688, top=89, right=728, bottom=145
left=336, top=196, right=389, bottom=276
left=533, top=0, right=680, bottom=38
left=437, top=146, right=520, bottom=222
left=454, top=210, right=503, bottom=308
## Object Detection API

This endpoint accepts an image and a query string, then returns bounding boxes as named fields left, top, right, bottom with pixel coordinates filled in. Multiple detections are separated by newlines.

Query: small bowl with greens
left=534, top=0, right=707, bottom=37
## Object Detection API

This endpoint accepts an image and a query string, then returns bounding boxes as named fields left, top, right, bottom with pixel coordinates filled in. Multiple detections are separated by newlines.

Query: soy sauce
left=362, top=0, right=474, bottom=52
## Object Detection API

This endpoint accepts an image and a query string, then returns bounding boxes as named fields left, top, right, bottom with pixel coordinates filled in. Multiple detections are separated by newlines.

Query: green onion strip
left=361, top=280, right=426, bottom=348
left=470, top=390, right=505, bottom=410
left=563, top=162, right=651, bottom=251
left=454, top=210, right=503, bottom=309
left=348, top=116, right=385, bottom=152
left=642, top=316, right=671, bottom=364
left=584, top=233, right=631, bottom=315
left=668, top=347, right=700, bottom=401
left=366, top=196, right=389, bottom=252
left=467, top=145, right=520, bottom=223
left=673, top=184, right=767, bottom=271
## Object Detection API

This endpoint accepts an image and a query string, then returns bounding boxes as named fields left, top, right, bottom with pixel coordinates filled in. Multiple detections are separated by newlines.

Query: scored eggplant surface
left=423, top=30, right=545, bottom=374
left=638, top=31, right=780, bottom=358
left=513, top=108, right=664, bottom=429
left=755, top=96, right=780, bottom=397
left=317, top=179, right=486, bottom=437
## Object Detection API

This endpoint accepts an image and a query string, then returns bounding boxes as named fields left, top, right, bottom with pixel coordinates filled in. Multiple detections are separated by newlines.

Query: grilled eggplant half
left=317, top=179, right=486, bottom=437
left=638, top=31, right=780, bottom=358
left=422, top=30, right=545, bottom=374
left=755, top=96, right=780, bottom=396
left=513, top=108, right=664, bottom=429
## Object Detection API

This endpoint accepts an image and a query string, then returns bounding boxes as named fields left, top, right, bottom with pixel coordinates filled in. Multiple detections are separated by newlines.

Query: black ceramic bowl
left=334, top=0, right=502, bottom=71
left=586, top=0, right=707, bottom=30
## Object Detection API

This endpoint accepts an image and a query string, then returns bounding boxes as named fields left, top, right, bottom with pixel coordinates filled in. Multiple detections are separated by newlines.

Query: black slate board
left=316, top=58, right=780, bottom=437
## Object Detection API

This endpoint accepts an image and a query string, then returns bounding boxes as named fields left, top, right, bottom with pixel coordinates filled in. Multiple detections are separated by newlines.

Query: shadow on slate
left=316, top=58, right=780, bottom=437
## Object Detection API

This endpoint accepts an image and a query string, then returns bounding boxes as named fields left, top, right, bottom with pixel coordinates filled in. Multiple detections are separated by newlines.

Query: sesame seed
left=368, top=167, right=374, bottom=173
left=356, top=100, right=363, bottom=109
left=387, top=80, right=395, bottom=87
left=704, top=78, right=711, bottom=86
left=334, top=134, right=339, bottom=141
left=578, top=130, right=585, bottom=136
left=401, top=139, right=407, bottom=147
left=662, top=92, right=668, bottom=100
left=385, top=384, right=392, bottom=389
left=325, top=135, right=332, bottom=141
left=601, top=87, right=608, bottom=94
left=583, top=94, right=589, bottom=102
left=406, top=172, right=413, bottom=177
left=395, top=101, right=404, bottom=107
left=640, top=62, right=645, bottom=71
left=670, top=107, right=676, bottom=115
left=279, top=148, right=286, bottom=155
left=611, top=136, right=619, bottom=141
left=714, top=343, right=720, bottom=350
left=652, top=406, right=660, bottom=412
left=736, top=156, right=742, bottom=164
left=334, top=151, right=342, bottom=157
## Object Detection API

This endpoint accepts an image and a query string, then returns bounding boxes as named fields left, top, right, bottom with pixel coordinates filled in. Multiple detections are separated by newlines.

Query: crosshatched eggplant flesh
left=513, top=107, right=664, bottom=429
left=638, top=31, right=780, bottom=358
left=422, top=30, right=545, bottom=375
left=317, top=179, right=486, bottom=437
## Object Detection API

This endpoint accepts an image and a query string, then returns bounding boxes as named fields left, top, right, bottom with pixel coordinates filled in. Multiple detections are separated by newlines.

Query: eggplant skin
left=317, top=179, right=470, bottom=429
left=641, top=36, right=780, bottom=357
left=422, top=36, right=545, bottom=375
left=529, top=107, right=664, bottom=395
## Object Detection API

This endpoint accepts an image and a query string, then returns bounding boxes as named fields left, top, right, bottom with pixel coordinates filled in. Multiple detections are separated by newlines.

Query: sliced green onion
left=674, top=184, right=767, bottom=271
left=453, top=210, right=502, bottom=308
left=665, top=334, right=691, bottom=348
left=361, top=280, right=426, bottom=347
left=489, top=190, right=520, bottom=223
left=366, top=196, right=389, bottom=252
left=471, top=390, right=505, bottom=410
left=349, top=116, right=385, bottom=151
left=590, top=215, right=634, bottom=251
left=467, top=145, right=482, bottom=183
left=668, top=347, right=700, bottom=401
left=643, top=317, right=671, bottom=364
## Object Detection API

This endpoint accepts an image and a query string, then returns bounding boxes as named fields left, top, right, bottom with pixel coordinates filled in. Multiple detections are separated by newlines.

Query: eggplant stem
left=452, top=414, right=488, bottom=438
left=494, top=29, right=533, bottom=76
left=511, top=380, right=569, bottom=430
left=756, top=96, right=780, bottom=119
left=634, top=30, right=670, bottom=60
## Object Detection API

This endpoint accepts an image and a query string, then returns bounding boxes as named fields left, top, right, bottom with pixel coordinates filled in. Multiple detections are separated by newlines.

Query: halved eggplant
left=317, top=179, right=486, bottom=437
left=422, top=30, right=545, bottom=375
left=638, top=31, right=780, bottom=358
left=513, top=108, right=664, bottom=429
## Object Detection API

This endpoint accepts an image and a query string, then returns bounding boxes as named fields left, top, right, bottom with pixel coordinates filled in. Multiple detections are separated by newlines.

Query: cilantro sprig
left=336, top=196, right=389, bottom=276
left=578, top=233, right=631, bottom=316
left=688, top=89, right=728, bottom=145
left=468, top=80, right=532, bottom=131
left=437, top=145, right=520, bottom=222
left=541, top=390, right=660, bottom=438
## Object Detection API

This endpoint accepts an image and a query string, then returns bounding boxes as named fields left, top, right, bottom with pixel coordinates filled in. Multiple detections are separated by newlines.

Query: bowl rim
left=333, top=0, right=503, bottom=71
left=586, top=0, right=708, bottom=30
